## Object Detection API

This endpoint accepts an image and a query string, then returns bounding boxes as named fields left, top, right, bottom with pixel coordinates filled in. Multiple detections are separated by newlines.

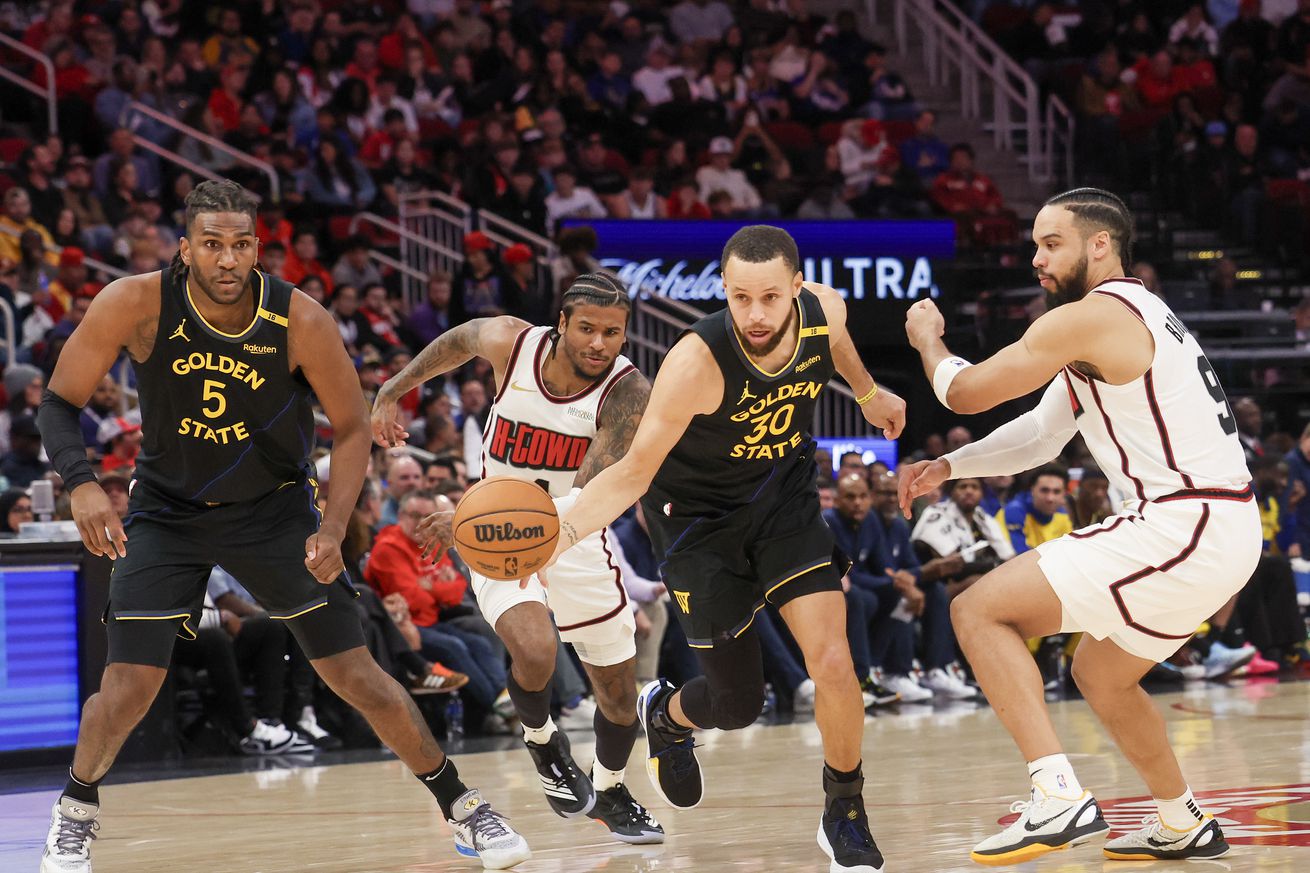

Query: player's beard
left=191, top=265, right=254, bottom=306
left=1041, top=253, right=1089, bottom=309
left=734, top=303, right=795, bottom=357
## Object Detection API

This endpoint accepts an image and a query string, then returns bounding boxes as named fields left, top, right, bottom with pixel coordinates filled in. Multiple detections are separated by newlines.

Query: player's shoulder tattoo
left=574, top=370, right=650, bottom=487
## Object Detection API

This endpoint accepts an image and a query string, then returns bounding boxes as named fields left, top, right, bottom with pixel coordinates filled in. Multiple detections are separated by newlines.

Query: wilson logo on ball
left=472, top=522, right=548, bottom=543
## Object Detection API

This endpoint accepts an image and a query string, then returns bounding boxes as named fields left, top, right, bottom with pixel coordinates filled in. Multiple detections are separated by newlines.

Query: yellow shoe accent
left=970, top=841, right=1073, bottom=867
left=1102, top=849, right=1160, bottom=861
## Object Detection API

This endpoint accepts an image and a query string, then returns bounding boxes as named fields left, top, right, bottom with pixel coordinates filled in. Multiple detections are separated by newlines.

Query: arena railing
left=477, top=210, right=558, bottom=303
left=0, top=32, right=57, bottom=135
left=126, top=101, right=280, bottom=203
left=888, top=0, right=1074, bottom=186
left=395, top=190, right=471, bottom=306
left=350, top=209, right=465, bottom=308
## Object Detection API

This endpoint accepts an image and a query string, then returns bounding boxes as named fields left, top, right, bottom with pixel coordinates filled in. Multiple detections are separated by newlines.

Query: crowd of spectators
left=0, top=1, right=1305, bottom=755
left=977, top=0, right=1310, bottom=258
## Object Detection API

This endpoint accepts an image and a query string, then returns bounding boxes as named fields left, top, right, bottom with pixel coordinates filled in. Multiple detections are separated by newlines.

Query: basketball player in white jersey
left=900, top=188, right=1260, bottom=865
left=371, top=272, right=663, bottom=844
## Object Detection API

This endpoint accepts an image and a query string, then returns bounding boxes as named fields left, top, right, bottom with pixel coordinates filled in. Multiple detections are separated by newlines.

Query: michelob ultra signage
left=567, top=220, right=956, bottom=319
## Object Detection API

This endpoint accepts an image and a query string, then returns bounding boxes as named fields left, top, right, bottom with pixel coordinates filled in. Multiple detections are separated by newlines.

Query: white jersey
left=1062, top=278, right=1250, bottom=503
left=482, top=325, right=637, bottom=498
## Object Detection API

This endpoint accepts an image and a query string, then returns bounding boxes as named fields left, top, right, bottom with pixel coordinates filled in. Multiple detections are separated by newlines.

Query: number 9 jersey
left=1059, top=278, right=1250, bottom=503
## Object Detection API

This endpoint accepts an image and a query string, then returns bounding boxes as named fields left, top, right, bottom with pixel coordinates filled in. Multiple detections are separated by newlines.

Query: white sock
left=521, top=716, right=558, bottom=745
left=1027, top=753, right=1083, bottom=799
left=592, top=764, right=625, bottom=792
left=1155, top=787, right=1206, bottom=832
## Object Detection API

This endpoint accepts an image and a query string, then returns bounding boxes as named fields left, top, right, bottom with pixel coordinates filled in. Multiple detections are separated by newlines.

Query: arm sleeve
left=37, top=389, right=97, bottom=491
left=942, top=378, right=1077, bottom=480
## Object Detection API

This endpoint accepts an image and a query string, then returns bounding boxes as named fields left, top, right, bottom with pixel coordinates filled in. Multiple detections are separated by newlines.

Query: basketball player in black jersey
left=536, top=226, right=906, bottom=873
left=36, top=180, right=529, bottom=872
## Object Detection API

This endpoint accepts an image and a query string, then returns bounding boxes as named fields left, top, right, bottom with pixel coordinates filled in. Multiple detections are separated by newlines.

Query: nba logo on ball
left=452, top=476, right=560, bottom=581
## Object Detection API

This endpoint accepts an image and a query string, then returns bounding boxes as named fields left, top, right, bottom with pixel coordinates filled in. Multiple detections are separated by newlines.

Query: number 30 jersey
left=1061, top=278, right=1250, bottom=502
left=650, top=287, right=836, bottom=517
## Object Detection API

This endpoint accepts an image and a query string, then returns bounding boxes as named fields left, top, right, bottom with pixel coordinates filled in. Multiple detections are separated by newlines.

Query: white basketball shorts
left=1035, top=493, right=1261, bottom=662
left=470, top=525, right=635, bottom=667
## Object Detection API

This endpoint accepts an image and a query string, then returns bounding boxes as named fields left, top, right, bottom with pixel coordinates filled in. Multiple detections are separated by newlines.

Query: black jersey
left=133, top=268, right=315, bottom=504
left=649, top=288, right=835, bottom=517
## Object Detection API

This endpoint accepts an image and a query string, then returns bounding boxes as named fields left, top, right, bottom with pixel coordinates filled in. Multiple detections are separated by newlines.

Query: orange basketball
left=452, top=476, right=560, bottom=580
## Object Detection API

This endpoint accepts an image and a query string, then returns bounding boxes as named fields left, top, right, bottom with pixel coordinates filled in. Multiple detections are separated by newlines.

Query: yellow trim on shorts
left=764, top=560, right=832, bottom=602
left=269, top=601, right=329, bottom=621
left=114, top=613, right=197, bottom=641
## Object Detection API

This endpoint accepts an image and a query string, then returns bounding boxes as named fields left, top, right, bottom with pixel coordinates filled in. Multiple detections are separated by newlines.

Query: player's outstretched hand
left=862, top=386, right=906, bottom=439
left=304, top=530, right=346, bottom=584
left=370, top=391, right=409, bottom=448
left=71, top=482, right=128, bottom=558
left=897, top=458, right=951, bottom=519
left=905, top=299, right=946, bottom=351
left=415, top=509, right=454, bottom=561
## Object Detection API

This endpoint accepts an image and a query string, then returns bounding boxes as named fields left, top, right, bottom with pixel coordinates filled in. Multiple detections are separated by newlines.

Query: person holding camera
left=910, top=476, right=1015, bottom=601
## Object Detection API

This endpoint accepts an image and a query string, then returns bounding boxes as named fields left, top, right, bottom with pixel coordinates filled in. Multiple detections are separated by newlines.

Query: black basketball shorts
left=643, top=462, right=849, bottom=650
left=104, top=478, right=364, bottom=667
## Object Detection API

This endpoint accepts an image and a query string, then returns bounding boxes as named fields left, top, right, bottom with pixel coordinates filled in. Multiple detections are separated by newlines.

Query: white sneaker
left=1103, top=814, right=1230, bottom=860
left=882, top=673, right=933, bottom=702
left=40, top=799, right=99, bottom=873
left=921, top=667, right=979, bottom=700
left=558, top=696, right=597, bottom=731
left=447, top=788, right=532, bottom=869
left=240, top=718, right=315, bottom=755
left=970, top=789, right=1108, bottom=866
left=793, top=678, right=817, bottom=713
left=296, top=706, right=342, bottom=750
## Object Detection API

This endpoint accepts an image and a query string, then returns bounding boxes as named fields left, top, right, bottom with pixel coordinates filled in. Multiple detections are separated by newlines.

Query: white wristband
left=932, top=356, right=973, bottom=410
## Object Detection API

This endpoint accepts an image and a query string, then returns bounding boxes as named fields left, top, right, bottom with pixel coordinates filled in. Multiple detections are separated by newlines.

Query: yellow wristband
left=855, top=384, right=878, bottom=405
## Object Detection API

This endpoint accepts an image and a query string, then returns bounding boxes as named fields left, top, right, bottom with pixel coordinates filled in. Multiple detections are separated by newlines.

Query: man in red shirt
left=282, top=229, right=334, bottom=295
left=931, top=143, right=1018, bottom=246
left=366, top=491, right=509, bottom=717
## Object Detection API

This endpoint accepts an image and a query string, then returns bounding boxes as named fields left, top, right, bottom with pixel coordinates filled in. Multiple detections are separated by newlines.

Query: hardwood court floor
left=3, top=680, right=1309, bottom=872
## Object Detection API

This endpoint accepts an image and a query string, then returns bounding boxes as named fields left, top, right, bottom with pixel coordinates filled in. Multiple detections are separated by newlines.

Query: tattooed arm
left=371, top=315, right=529, bottom=447
left=573, top=369, right=651, bottom=488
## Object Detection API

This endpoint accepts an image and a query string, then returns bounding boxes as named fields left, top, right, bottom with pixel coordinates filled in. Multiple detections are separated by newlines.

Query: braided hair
left=1043, top=187, right=1134, bottom=265
left=168, top=179, right=260, bottom=284
left=548, top=270, right=631, bottom=352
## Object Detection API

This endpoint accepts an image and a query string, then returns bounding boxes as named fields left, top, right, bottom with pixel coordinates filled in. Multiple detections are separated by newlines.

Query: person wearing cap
left=98, top=415, right=143, bottom=475
left=454, top=231, right=512, bottom=322
left=695, top=136, right=762, bottom=214
left=48, top=247, right=90, bottom=315
left=502, top=243, right=550, bottom=325
left=1, top=415, right=50, bottom=488
left=98, top=472, right=131, bottom=520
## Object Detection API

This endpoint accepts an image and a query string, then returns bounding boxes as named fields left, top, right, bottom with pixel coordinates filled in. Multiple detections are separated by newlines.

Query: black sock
left=64, top=768, right=102, bottom=806
left=823, top=762, right=864, bottom=806
left=398, top=651, right=429, bottom=678
left=416, top=757, right=467, bottom=819
left=506, top=670, right=553, bottom=730
left=593, top=709, right=640, bottom=772
left=1218, top=621, right=1246, bottom=649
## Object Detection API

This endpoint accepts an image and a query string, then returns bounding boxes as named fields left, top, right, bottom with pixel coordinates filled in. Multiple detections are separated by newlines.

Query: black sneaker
left=818, top=794, right=885, bottom=872
left=524, top=729, right=596, bottom=818
left=636, top=678, right=702, bottom=809
left=590, top=780, right=665, bottom=844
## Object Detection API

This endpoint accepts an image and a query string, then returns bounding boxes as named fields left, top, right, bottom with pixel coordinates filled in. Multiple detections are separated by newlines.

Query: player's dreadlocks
left=168, top=179, right=260, bottom=283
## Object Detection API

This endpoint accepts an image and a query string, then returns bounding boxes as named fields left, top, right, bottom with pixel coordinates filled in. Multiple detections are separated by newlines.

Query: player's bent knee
left=711, top=684, right=765, bottom=730
left=805, top=642, right=854, bottom=686
left=509, top=647, right=556, bottom=689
